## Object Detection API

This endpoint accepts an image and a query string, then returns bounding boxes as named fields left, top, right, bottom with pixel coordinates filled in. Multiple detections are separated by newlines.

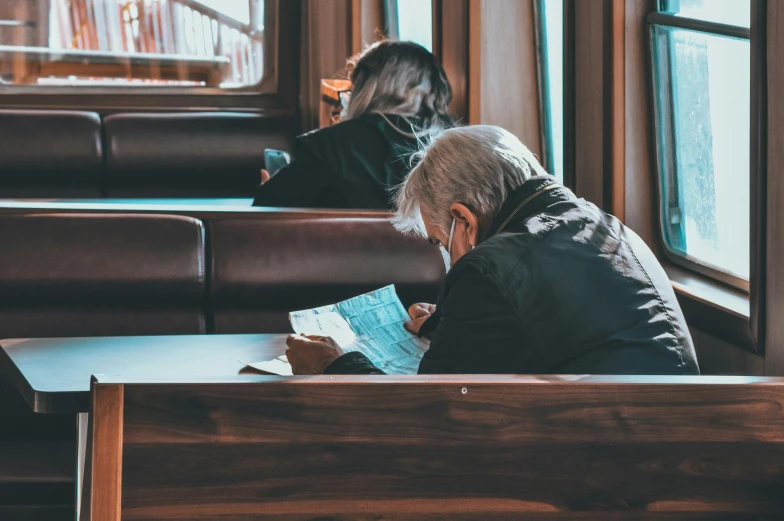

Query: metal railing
left=2, top=0, right=264, bottom=86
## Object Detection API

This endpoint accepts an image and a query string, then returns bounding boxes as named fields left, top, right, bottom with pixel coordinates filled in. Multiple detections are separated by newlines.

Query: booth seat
left=0, top=208, right=444, bottom=521
left=0, top=210, right=443, bottom=337
left=0, top=110, right=103, bottom=198
left=0, top=109, right=295, bottom=200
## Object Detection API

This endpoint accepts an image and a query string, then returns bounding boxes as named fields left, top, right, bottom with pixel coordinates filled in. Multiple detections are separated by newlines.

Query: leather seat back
left=209, top=214, right=445, bottom=333
left=0, top=110, right=103, bottom=198
left=0, top=213, right=207, bottom=338
left=103, top=112, right=296, bottom=197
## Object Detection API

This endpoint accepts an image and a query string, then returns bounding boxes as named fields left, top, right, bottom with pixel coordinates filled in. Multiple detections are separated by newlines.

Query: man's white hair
left=393, top=125, right=549, bottom=237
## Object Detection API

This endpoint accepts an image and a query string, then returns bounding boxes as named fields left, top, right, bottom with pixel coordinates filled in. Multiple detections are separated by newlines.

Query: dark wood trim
left=433, top=0, right=469, bottom=123
left=564, top=0, right=629, bottom=211
left=765, top=0, right=784, bottom=375
left=273, top=0, right=301, bottom=113
left=750, top=0, right=768, bottom=358
left=571, top=0, right=612, bottom=210
left=299, top=0, right=353, bottom=131
left=610, top=0, right=625, bottom=220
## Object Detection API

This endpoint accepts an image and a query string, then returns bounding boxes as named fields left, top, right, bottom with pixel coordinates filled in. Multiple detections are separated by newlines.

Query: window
left=650, top=0, right=750, bottom=285
left=535, top=0, right=563, bottom=182
left=0, top=0, right=266, bottom=89
left=386, top=0, right=432, bottom=52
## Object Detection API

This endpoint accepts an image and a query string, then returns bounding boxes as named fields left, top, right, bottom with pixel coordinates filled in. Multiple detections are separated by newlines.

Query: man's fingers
left=404, top=316, right=428, bottom=335
left=409, top=303, right=435, bottom=320
left=286, top=334, right=313, bottom=349
left=404, top=319, right=417, bottom=334
left=304, top=334, right=330, bottom=342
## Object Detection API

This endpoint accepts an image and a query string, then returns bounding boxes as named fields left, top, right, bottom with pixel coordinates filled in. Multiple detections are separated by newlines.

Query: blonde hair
left=343, top=40, right=453, bottom=132
left=393, top=126, right=548, bottom=236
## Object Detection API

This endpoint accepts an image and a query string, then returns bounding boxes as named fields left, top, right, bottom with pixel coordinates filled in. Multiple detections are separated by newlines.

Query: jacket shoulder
left=297, top=117, right=383, bottom=148
left=463, top=211, right=563, bottom=284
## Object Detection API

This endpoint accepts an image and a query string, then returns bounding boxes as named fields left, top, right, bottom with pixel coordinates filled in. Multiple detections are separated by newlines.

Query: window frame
left=647, top=7, right=752, bottom=292
left=0, top=0, right=299, bottom=114
left=533, top=0, right=557, bottom=179
left=641, top=0, right=772, bottom=360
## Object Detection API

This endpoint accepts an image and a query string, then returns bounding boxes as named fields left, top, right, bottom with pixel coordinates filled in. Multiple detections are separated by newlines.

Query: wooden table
left=0, top=334, right=288, bottom=415
left=0, top=334, right=287, bottom=520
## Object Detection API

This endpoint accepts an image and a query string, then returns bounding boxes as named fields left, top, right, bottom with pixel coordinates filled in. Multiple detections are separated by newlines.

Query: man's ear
left=449, top=203, right=479, bottom=247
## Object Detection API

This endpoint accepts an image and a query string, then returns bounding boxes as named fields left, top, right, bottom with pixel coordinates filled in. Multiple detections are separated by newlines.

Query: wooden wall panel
left=610, top=0, right=625, bottom=221
left=351, top=0, right=385, bottom=54
left=114, top=378, right=784, bottom=519
left=434, top=0, right=470, bottom=123
left=623, top=0, right=659, bottom=249
left=691, top=327, right=766, bottom=376
left=84, top=383, right=124, bottom=521
left=572, top=0, right=607, bottom=209
left=468, top=0, right=542, bottom=158
left=299, top=0, right=353, bottom=131
left=764, top=0, right=784, bottom=375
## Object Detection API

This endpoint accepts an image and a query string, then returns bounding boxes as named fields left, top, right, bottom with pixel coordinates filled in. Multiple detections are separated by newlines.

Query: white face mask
left=447, top=218, right=457, bottom=255
left=438, top=218, right=457, bottom=272
left=438, top=218, right=474, bottom=272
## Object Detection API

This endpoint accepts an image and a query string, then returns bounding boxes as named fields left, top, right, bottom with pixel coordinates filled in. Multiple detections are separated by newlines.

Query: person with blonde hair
left=253, top=40, right=453, bottom=208
left=286, top=125, right=700, bottom=376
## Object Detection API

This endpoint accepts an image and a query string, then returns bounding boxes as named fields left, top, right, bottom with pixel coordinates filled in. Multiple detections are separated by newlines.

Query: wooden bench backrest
left=84, top=375, right=784, bottom=520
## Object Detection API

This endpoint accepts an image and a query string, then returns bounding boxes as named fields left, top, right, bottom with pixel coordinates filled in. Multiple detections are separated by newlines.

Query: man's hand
left=404, top=303, right=436, bottom=335
left=286, top=334, right=345, bottom=375
left=260, top=168, right=271, bottom=184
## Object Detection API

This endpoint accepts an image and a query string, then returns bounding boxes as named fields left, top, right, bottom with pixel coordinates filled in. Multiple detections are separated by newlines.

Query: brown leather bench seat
left=0, top=209, right=443, bottom=336
left=0, top=213, right=208, bottom=338
left=0, top=110, right=103, bottom=198
left=0, top=208, right=444, bottom=521
left=103, top=112, right=295, bottom=198
left=209, top=215, right=446, bottom=333
left=0, top=110, right=295, bottom=199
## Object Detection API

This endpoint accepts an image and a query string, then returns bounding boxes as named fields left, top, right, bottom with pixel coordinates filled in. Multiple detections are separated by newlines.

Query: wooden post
left=82, top=379, right=124, bottom=521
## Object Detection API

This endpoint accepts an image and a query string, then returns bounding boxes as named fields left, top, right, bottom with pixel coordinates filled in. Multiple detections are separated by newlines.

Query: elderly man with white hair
left=286, top=125, right=700, bottom=376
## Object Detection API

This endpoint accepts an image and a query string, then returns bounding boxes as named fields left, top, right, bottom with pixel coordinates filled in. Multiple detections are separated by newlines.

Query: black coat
left=326, top=177, right=700, bottom=375
left=252, top=114, right=422, bottom=209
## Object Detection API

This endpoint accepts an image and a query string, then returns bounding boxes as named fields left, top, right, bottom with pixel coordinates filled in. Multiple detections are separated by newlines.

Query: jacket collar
left=486, top=176, right=573, bottom=238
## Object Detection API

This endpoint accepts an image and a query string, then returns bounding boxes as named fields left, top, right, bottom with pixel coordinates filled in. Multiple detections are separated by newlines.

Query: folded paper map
left=245, top=286, right=429, bottom=375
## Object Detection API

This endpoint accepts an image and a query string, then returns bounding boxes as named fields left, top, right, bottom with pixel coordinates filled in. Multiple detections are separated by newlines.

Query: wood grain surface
left=87, top=377, right=784, bottom=519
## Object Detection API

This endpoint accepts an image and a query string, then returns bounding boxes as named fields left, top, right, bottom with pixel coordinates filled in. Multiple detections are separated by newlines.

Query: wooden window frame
left=646, top=10, right=751, bottom=292
left=0, top=0, right=300, bottom=115
left=569, top=0, right=784, bottom=368
left=642, top=1, right=766, bottom=357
